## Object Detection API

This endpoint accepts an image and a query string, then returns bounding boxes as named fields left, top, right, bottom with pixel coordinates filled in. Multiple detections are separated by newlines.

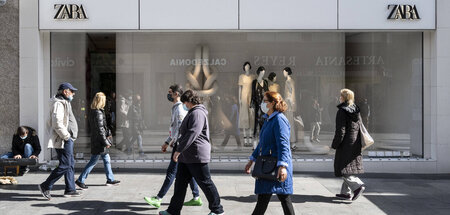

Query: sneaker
left=144, top=196, right=162, bottom=208
left=75, top=180, right=88, bottom=190
left=38, top=184, right=51, bottom=200
left=64, top=190, right=81, bottom=197
left=335, top=194, right=351, bottom=200
left=313, top=139, right=321, bottom=143
left=106, top=180, right=121, bottom=186
left=184, top=197, right=203, bottom=206
left=158, top=211, right=171, bottom=215
left=352, top=185, right=366, bottom=201
left=208, top=212, right=224, bottom=215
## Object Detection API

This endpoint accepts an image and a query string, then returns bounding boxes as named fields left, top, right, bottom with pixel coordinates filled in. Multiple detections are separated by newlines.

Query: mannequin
left=267, top=72, right=280, bottom=93
left=238, top=62, right=255, bottom=146
left=283, top=67, right=298, bottom=147
left=251, top=66, right=269, bottom=140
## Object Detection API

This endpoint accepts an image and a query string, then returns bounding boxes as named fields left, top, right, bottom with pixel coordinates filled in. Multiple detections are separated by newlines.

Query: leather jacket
left=89, top=109, right=112, bottom=155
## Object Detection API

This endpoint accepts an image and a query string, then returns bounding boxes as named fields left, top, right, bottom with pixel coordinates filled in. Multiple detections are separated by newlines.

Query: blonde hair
left=340, top=89, right=355, bottom=106
left=91, top=92, right=106, bottom=110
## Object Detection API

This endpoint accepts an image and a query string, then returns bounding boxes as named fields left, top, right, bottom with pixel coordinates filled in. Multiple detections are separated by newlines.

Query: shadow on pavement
left=222, top=194, right=351, bottom=204
left=0, top=192, right=63, bottom=201
left=1, top=184, right=65, bottom=191
left=32, top=201, right=155, bottom=215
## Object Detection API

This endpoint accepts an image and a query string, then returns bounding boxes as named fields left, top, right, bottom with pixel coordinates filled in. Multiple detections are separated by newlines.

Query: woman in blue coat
left=245, top=91, right=295, bottom=215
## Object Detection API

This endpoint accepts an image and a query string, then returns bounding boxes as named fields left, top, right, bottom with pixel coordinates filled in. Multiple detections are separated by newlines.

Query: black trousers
left=167, top=162, right=224, bottom=215
left=252, top=194, right=295, bottom=215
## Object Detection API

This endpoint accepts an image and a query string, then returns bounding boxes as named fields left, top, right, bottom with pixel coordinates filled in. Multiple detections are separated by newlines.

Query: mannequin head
left=268, top=72, right=277, bottom=82
left=243, top=62, right=251, bottom=73
left=283, top=67, right=292, bottom=78
left=256, top=66, right=266, bottom=79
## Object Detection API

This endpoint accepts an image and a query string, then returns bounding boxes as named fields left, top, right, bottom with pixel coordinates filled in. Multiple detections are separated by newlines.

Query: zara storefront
left=20, top=0, right=450, bottom=173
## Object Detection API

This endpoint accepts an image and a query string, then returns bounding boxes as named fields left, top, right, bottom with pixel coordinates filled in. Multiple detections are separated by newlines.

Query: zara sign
left=387, top=4, right=420, bottom=20
left=54, top=4, right=88, bottom=20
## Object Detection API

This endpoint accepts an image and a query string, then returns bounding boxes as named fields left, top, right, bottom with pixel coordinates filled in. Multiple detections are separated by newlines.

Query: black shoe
left=64, top=190, right=82, bottom=197
left=352, top=185, right=366, bottom=201
left=335, top=194, right=351, bottom=200
left=75, top=180, right=88, bottom=190
left=106, top=180, right=121, bottom=186
left=38, top=184, right=51, bottom=200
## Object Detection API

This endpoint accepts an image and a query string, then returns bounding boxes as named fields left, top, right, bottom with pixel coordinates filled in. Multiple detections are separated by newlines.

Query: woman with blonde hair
left=75, top=92, right=120, bottom=189
left=332, top=89, right=365, bottom=201
left=245, top=91, right=295, bottom=215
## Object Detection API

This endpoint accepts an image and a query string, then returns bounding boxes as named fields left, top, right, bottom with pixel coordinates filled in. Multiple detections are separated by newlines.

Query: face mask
left=260, top=102, right=269, bottom=114
left=20, top=135, right=27, bottom=140
left=183, top=104, right=189, bottom=111
left=67, top=95, right=73, bottom=102
left=167, top=93, right=174, bottom=102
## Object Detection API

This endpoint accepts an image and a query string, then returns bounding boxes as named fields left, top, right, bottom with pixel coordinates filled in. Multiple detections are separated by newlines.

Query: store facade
left=20, top=0, right=450, bottom=173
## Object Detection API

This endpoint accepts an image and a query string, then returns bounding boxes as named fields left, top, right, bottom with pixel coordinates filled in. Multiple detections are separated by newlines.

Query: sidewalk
left=1, top=170, right=450, bottom=215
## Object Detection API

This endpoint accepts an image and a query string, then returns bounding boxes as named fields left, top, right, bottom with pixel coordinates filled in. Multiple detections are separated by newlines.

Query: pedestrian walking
left=38, top=82, right=80, bottom=200
left=75, top=92, right=120, bottom=190
left=245, top=91, right=295, bottom=215
left=128, top=94, right=145, bottom=157
left=159, top=90, right=224, bottom=215
left=332, top=89, right=366, bottom=201
left=144, top=85, right=202, bottom=208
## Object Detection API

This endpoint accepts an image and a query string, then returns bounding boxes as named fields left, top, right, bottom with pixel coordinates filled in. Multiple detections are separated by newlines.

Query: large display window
left=50, top=32, right=423, bottom=161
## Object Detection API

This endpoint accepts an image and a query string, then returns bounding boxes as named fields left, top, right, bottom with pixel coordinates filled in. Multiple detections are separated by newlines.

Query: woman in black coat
left=75, top=92, right=120, bottom=189
left=331, top=89, right=365, bottom=201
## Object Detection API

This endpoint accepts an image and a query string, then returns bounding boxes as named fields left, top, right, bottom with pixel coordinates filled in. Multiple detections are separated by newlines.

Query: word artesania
left=388, top=4, right=420, bottom=20
left=54, top=4, right=88, bottom=20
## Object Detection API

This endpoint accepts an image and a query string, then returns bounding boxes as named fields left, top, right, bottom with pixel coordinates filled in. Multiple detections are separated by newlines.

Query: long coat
left=250, top=111, right=293, bottom=195
left=331, top=103, right=364, bottom=177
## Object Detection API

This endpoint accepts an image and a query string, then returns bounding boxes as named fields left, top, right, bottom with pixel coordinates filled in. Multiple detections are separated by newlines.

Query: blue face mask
left=20, top=135, right=27, bottom=140
left=183, top=104, right=189, bottom=111
left=67, top=95, right=73, bottom=102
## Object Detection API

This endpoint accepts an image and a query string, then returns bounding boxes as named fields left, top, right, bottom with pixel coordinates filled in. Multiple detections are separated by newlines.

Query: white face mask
left=260, top=102, right=269, bottom=114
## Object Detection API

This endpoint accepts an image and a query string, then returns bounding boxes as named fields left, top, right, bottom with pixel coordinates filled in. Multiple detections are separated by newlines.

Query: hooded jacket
left=176, top=104, right=211, bottom=163
left=12, top=126, right=41, bottom=157
left=46, top=95, right=78, bottom=149
left=331, top=102, right=364, bottom=177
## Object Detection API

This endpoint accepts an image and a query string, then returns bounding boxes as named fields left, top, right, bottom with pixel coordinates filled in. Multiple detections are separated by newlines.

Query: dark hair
left=16, top=126, right=29, bottom=136
left=169, top=84, right=183, bottom=95
left=256, top=66, right=265, bottom=75
left=181, top=90, right=202, bottom=105
left=264, top=91, right=288, bottom=113
left=268, top=72, right=277, bottom=81
left=283, top=67, right=292, bottom=76
left=243, top=62, right=251, bottom=71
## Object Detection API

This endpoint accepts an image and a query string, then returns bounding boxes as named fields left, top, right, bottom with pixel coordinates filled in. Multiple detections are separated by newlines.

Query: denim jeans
left=157, top=158, right=200, bottom=199
left=167, top=163, right=224, bottom=215
left=41, top=139, right=75, bottom=192
left=1, top=143, right=34, bottom=159
left=77, top=153, right=114, bottom=183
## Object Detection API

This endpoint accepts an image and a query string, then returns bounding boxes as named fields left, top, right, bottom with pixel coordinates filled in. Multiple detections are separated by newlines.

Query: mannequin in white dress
left=238, top=62, right=255, bottom=146
left=267, top=72, right=280, bottom=93
left=283, top=67, right=298, bottom=147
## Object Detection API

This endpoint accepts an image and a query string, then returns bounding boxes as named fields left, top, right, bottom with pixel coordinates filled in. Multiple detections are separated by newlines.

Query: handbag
left=252, top=145, right=279, bottom=181
left=359, top=121, right=374, bottom=150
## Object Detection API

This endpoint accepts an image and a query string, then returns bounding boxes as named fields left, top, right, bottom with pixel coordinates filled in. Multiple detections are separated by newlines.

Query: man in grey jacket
left=39, top=82, right=80, bottom=200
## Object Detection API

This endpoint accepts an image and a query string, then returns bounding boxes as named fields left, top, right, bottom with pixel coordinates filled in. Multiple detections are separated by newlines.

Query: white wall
left=434, top=0, right=450, bottom=172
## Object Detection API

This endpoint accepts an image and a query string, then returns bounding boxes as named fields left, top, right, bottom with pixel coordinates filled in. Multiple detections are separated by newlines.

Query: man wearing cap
left=39, top=82, right=81, bottom=200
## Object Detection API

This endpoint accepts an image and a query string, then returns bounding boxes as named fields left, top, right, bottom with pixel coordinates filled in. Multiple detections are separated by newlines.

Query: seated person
left=1, top=126, right=41, bottom=160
